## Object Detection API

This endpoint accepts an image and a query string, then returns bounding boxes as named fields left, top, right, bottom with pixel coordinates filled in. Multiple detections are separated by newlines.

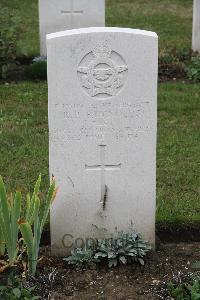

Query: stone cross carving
left=85, top=145, right=121, bottom=207
left=61, top=0, right=83, bottom=25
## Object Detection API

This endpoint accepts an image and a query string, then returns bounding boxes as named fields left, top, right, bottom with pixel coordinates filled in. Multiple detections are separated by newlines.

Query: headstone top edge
left=46, top=27, right=158, bottom=40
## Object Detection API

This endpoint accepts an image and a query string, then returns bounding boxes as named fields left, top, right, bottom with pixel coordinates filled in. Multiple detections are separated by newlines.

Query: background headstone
left=192, top=0, right=200, bottom=52
left=39, top=0, right=105, bottom=56
left=47, top=28, right=158, bottom=256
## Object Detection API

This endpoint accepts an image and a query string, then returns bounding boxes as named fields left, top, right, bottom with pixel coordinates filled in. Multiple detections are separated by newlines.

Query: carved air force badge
left=77, top=44, right=128, bottom=99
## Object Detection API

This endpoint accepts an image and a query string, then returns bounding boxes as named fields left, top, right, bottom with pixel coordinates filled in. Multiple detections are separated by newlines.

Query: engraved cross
left=85, top=145, right=121, bottom=206
left=61, top=0, right=83, bottom=26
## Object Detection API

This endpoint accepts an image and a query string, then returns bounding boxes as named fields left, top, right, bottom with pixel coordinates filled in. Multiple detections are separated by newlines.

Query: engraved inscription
left=62, top=102, right=148, bottom=123
left=77, top=44, right=128, bottom=99
left=50, top=101, right=152, bottom=143
left=50, top=126, right=150, bottom=143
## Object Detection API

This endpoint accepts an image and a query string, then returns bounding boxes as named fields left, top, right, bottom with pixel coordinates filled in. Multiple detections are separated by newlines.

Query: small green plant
left=168, top=274, right=200, bottom=300
left=25, top=58, right=47, bottom=80
left=0, top=176, right=21, bottom=264
left=65, top=231, right=151, bottom=268
left=0, top=274, right=39, bottom=300
left=19, top=175, right=57, bottom=276
left=186, top=57, right=200, bottom=82
left=95, top=231, right=151, bottom=267
left=64, top=248, right=98, bottom=266
left=0, top=5, right=19, bottom=79
left=0, top=174, right=57, bottom=274
left=158, top=47, right=191, bottom=79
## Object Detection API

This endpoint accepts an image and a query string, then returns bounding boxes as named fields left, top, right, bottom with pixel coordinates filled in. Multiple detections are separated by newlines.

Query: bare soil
left=29, top=242, right=200, bottom=300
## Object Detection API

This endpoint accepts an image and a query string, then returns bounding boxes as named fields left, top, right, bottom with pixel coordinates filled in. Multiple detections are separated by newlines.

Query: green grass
left=0, top=83, right=49, bottom=192
left=0, top=82, right=199, bottom=225
left=107, top=0, right=193, bottom=50
left=1, top=0, right=39, bottom=57
left=1, top=0, right=193, bottom=57
left=0, top=0, right=199, bottom=229
left=157, top=83, right=200, bottom=224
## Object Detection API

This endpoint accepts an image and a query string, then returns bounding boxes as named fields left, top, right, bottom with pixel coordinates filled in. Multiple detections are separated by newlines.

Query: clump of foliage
left=0, top=5, right=19, bottom=79
left=159, top=47, right=192, bottom=80
left=167, top=272, right=200, bottom=300
left=19, top=175, right=57, bottom=276
left=64, top=231, right=151, bottom=268
left=25, top=57, right=47, bottom=80
left=186, top=57, right=200, bottom=82
left=94, top=231, right=151, bottom=267
left=0, top=174, right=57, bottom=276
left=159, top=47, right=200, bottom=82
left=64, top=248, right=97, bottom=266
left=0, top=274, right=39, bottom=300
left=0, top=176, right=21, bottom=264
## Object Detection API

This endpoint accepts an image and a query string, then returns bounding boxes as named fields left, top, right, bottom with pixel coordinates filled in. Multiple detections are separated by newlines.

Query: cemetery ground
left=1, top=0, right=193, bottom=56
left=0, top=82, right=199, bottom=228
left=0, top=81, right=199, bottom=299
left=0, top=0, right=200, bottom=299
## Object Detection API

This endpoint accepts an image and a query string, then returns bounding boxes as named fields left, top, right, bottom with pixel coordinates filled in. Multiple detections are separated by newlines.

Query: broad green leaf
left=108, top=258, right=118, bottom=268
left=94, top=252, right=107, bottom=258
left=138, top=258, right=144, bottom=265
left=119, top=256, right=127, bottom=264
left=192, top=261, right=200, bottom=270
left=12, top=287, right=21, bottom=298
left=108, top=251, right=116, bottom=259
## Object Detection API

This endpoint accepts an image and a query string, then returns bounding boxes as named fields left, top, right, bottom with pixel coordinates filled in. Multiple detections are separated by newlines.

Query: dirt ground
left=27, top=242, right=200, bottom=300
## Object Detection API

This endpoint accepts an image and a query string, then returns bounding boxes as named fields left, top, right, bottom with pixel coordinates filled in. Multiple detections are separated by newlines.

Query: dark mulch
left=2, top=242, right=196, bottom=300
left=0, top=59, right=195, bottom=84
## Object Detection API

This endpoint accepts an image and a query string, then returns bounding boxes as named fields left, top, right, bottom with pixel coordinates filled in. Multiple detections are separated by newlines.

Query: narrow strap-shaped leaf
left=10, top=193, right=13, bottom=216
left=0, top=176, right=11, bottom=256
left=0, top=212, right=7, bottom=246
left=19, top=222, right=33, bottom=260
left=30, top=175, right=41, bottom=208
left=33, top=196, right=40, bottom=260
left=0, top=222, right=5, bottom=257
left=25, top=193, right=31, bottom=221
left=29, top=175, right=42, bottom=225
left=40, top=180, right=56, bottom=230
left=11, top=191, right=21, bottom=260
left=12, top=191, right=21, bottom=237
left=34, top=218, right=42, bottom=268
left=0, top=176, right=10, bottom=231
left=29, top=197, right=36, bottom=226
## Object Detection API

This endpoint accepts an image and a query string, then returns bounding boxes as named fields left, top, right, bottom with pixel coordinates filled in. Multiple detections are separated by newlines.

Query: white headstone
left=39, top=0, right=105, bottom=56
left=192, top=0, right=200, bottom=52
left=47, top=28, right=158, bottom=256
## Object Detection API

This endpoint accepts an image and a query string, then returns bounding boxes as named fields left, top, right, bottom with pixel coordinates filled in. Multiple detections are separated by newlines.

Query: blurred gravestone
left=192, top=0, right=200, bottom=52
left=39, top=0, right=105, bottom=56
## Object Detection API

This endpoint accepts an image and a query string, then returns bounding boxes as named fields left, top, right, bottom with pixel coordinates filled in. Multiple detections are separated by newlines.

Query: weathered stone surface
left=47, top=28, right=158, bottom=255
